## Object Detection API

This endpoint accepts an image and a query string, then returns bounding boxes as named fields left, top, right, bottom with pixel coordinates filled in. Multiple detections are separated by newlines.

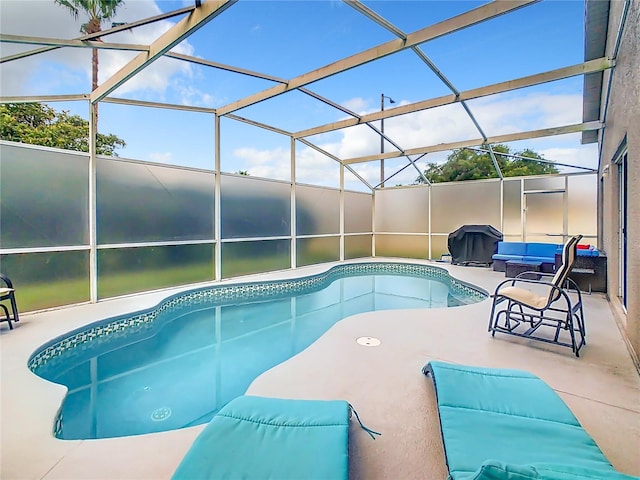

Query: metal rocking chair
left=488, top=235, right=586, bottom=357
left=0, top=273, right=20, bottom=330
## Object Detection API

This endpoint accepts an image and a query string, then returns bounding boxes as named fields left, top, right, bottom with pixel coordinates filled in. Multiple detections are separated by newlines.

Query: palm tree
left=55, top=0, right=125, bottom=93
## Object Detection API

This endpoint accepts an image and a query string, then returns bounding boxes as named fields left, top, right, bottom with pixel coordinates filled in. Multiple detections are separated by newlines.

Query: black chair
left=488, top=235, right=586, bottom=356
left=0, top=273, right=20, bottom=330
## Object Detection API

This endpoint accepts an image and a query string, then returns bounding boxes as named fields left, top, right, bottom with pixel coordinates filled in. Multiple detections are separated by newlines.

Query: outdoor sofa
left=491, top=242, right=561, bottom=273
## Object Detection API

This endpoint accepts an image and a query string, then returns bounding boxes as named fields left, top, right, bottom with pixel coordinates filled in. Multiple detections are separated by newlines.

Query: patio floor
left=1, top=259, right=639, bottom=479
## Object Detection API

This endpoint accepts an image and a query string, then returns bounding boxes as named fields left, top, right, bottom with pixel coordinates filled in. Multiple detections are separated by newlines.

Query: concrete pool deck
left=1, top=259, right=639, bottom=479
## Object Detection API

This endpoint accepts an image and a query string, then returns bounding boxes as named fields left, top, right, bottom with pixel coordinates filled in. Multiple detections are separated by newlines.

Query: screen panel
left=296, top=186, right=340, bottom=235
left=524, top=235, right=563, bottom=244
left=221, top=175, right=291, bottom=239
left=0, top=143, right=89, bottom=248
left=0, top=251, right=89, bottom=311
left=524, top=192, right=563, bottom=238
left=374, top=234, right=428, bottom=259
left=524, top=176, right=565, bottom=192
left=344, top=191, right=373, bottom=233
left=97, top=159, right=215, bottom=244
left=503, top=179, right=522, bottom=236
left=375, top=187, right=428, bottom=233
left=97, top=244, right=214, bottom=299
left=345, top=235, right=372, bottom=259
left=221, top=240, right=290, bottom=278
left=430, top=234, right=449, bottom=260
left=296, top=237, right=340, bottom=266
left=503, top=234, right=524, bottom=243
left=431, top=180, right=501, bottom=234
left=568, top=174, right=597, bottom=238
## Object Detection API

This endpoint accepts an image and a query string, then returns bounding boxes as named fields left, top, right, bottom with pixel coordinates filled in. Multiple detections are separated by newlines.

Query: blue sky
left=0, top=0, right=597, bottom=190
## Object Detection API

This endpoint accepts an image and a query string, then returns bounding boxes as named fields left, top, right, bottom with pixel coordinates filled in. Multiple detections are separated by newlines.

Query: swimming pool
left=29, top=262, right=486, bottom=440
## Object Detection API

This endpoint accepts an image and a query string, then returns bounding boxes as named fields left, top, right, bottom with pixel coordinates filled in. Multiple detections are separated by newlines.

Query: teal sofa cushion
left=172, top=395, right=350, bottom=480
left=423, top=362, right=638, bottom=480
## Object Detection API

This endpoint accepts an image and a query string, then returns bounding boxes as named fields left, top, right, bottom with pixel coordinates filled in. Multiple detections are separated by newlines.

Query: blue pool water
left=29, top=262, right=485, bottom=440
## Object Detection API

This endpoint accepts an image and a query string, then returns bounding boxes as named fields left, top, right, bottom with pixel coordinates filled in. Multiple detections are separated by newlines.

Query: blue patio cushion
left=577, top=248, right=600, bottom=257
left=172, top=395, right=350, bottom=480
left=423, top=362, right=631, bottom=480
left=496, top=242, right=527, bottom=256
left=525, top=243, right=560, bottom=259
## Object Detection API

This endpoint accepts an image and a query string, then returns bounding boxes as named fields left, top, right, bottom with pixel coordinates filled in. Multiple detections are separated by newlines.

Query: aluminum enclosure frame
left=0, top=0, right=609, bottom=307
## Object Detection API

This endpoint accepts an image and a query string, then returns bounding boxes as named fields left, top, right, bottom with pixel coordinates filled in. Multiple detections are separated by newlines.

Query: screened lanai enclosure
left=0, top=0, right=604, bottom=312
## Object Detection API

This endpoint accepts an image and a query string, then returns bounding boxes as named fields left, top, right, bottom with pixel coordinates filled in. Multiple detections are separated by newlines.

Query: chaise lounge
left=488, top=235, right=586, bottom=356
left=423, top=361, right=639, bottom=480
left=172, top=395, right=351, bottom=480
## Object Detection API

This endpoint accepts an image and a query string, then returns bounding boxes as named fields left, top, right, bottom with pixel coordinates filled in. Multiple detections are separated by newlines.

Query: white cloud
left=468, top=92, right=583, bottom=136
left=232, top=145, right=343, bottom=187
left=232, top=146, right=289, bottom=180
left=295, top=147, right=341, bottom=187
left=227, top=90, right=595, bottom=188
left=234, top=146, right=287, bottom=166
left=341, top=97, right=368, bottom=115
left=0, top=3, right=594, bottom=186
left=0, top=0, right=197, bottom=100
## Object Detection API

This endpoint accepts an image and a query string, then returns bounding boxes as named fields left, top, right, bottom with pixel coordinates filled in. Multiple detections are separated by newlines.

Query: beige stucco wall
left=598, top=0, right=639, bottom=365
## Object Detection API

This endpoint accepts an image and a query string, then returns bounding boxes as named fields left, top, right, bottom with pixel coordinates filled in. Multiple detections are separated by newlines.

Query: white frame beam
left=216, top=0, right=538, bottom=115
left=294, top=58, right=614, bottom=139
left=342, top=122, right=603, bottom=165
left=90, top=0, right=236, bottom=104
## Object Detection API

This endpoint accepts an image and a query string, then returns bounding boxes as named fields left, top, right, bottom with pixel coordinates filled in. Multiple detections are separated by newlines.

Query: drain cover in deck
left=356, top=336, right=381, bottom=347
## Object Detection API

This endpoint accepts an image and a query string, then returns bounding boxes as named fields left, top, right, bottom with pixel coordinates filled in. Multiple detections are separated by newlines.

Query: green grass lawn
left=98, top=263, right=214, bottom=299
left=7, top=264, right=214, bottom=313
left=8, top=258, right=294, bottom=313
left=5, top=251, right=351, bottom=314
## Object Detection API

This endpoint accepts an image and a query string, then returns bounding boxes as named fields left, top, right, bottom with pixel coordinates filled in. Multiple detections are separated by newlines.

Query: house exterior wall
left=598, top=0, right=639, bottom=364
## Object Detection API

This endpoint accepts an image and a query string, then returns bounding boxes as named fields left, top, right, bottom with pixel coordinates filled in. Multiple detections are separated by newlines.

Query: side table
left=505, top=260, right=542, bottom=280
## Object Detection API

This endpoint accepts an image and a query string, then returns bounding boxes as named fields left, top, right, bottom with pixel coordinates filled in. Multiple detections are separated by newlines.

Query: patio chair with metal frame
left=488, top=235, right=586, bottom=356
left=0, top=273, right=20, bottom=330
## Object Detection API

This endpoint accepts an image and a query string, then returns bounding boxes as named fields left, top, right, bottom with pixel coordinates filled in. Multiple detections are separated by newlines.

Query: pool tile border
left=28, top=262, right=487, bottom=373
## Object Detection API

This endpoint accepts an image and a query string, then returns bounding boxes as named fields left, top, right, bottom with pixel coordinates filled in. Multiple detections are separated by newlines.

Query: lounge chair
left=0, top=273, right=20, bottom=330
left=423, top=361, right=639, bottom=480
left=172, top=395, right=352, bottom=480
left=488, top=235, right=586, bottom=356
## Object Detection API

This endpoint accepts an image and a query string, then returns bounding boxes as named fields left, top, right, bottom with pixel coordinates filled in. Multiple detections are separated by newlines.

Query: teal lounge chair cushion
left=465, top=460, right=640, bottom=480
left=423, top=361, right=639, bottom=480
left=172, top=395, right=350, bottom=480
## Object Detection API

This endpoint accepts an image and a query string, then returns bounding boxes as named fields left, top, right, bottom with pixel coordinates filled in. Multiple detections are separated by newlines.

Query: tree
left=415, top=145, right=558, bottom=184
left=55, top=0, right=125, bottom=93
left=0, top=102, right=125, bottom=156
